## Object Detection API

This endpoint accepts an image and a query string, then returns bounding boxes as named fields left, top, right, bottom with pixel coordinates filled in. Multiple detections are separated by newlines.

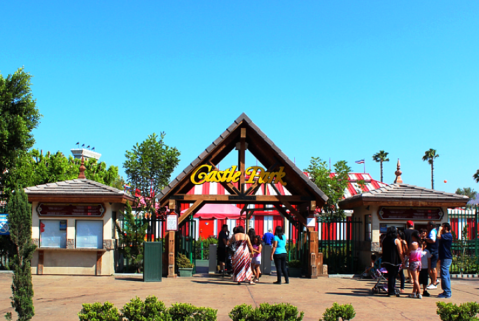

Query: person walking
left=381, top=226, right=405, bottom=296
left=408, top=231, right=424, bottom=299
left=404, top=220, right=418, bottom=282
left=228, top=226, right=255, bottom=285
left=218, top=224, right=229, bottom=273
left=437, top=223, right=453, bottom=298
left=270, top=226, right=289, bottom=284
left=262, top=229, right=274, bottom=246
left=251, top=235, right=262, bottom=283
left=426, top=221, right=439, bottom=290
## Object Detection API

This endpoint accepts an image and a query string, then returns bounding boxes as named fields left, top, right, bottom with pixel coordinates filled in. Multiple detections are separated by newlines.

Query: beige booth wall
left=31, top=202, right=124, bottom=275
left=352, top=205, right=449, bottom=270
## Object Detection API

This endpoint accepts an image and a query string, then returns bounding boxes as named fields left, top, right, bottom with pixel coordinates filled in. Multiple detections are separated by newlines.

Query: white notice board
left=166, top=214, right=178, bottom=231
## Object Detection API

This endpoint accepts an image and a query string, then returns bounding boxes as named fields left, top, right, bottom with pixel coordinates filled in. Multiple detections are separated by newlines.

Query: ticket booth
left=338, top=180, right=469, bottom=268
left=25, top=160, right=134, bottom=276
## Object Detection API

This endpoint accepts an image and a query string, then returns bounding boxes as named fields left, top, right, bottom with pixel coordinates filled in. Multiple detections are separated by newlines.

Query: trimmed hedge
left=437, top=302, right=479, bottom=321
left=229, top=303, right=304, bottom=321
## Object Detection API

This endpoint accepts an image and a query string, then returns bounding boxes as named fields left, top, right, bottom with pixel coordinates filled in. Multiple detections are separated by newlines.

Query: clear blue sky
left=2, top=1, right=478, bottom=193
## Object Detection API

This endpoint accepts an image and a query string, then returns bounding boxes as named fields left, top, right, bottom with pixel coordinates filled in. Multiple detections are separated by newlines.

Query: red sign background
left=37, top=203, right=104, bottom=217
left=378, top=207, right=443, bottom=220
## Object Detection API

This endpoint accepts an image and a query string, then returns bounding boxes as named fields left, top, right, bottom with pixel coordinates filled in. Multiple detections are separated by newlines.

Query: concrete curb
left=114, top=273, right=143, bottom=276
left=452, top=274, right=479, bottom=278
left=328, top=274, right=355, bottom=278
left=0, top=270, right=13, bottom=274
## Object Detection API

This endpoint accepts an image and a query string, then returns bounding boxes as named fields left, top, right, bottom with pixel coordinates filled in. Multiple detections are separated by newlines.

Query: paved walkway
left=0, top=273, right=478, bottom=320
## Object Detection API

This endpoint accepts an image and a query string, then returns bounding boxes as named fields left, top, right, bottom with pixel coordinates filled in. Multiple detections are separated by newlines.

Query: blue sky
left=2, top=1, right=478, bottom=193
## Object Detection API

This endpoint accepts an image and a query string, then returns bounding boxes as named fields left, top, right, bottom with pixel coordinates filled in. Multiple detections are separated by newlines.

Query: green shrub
left=229, top=303, right=304, bottom=321
left=121, top=296, right=170, bottom=321
left=176, top=253, right=194, bottom=269
left=287, top=260, right=302, bottom=268
left=436, top=301, right=479, bottom=321
left=78, top=302, right=121, bottom=321
left=168, top=303, right=217, bottom=321
left=320, top=303, right=355, bottom=321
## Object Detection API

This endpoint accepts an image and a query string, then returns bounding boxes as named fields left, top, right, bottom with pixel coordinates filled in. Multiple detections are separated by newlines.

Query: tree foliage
left=3, top=149, right=121, bottom=195
left=474, top=170, right=479, bottom=184
left=124, top=133, right=180, bottom=215
left=372, top=150, right=389, bottom=183
left=305, top=157, right=351, bottom=218
left=455, top=188, right=477, bottom=200
left=115, top=202, right=148, bottom=273
left=8, top=187, right=36, bottom=321
left=320, top=303, right=356, bottom=321
left=423, top=148, right=439, bottom=189
left=436, top=301, right=479, bottom=321
left=0, top=68, right=42, bottom=189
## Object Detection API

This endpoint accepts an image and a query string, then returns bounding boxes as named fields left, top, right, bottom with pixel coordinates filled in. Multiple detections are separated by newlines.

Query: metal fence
left=317, top=216, right=362, bottom=274
left=448, top=206, right=478, bottom=274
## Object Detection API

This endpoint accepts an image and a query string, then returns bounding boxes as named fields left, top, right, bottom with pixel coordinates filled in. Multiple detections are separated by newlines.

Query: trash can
left=143, top=241, right=162, bottom=282
left=208, top=244, right=217, bottom=274
left=261, top=245, right=272, bottom=274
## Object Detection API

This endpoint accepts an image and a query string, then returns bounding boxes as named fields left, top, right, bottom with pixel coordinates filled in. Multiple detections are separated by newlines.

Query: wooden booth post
left=166, top=199, right=177, bottom=278
left=307, top=227, right=319, bottom=278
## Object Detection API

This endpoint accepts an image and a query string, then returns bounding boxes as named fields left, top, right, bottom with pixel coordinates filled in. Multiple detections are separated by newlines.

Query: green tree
left=124, top=132, right=180, bottom=216
left=422, top=148, right=439, bottom=189
left=305, top=157, right=351, bottom=218
left=474, top=170, right=479, bottom=184
left=4, top=149, right=120, bottom=194
left=7, top=187, right=36, bottom=321
left=372, top=150, right=389, bottom=183
left=115, top=202, right=148, bottom=273
left=455, top=188, right=477, bottom=200
left=0, top=68, right=42, bottom=190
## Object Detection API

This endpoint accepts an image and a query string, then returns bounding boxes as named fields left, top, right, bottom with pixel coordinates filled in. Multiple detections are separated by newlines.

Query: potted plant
left=287, top=260, right=302, bottom=277
left=177, top=253, right=194, bottom=277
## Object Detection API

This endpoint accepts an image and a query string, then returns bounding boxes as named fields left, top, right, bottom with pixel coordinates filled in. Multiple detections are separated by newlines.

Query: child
left=362, top=254, right=377, bottom=278
left=420, top=241, right=432, bottom=297
left=251, top=235, right=262, bottom=283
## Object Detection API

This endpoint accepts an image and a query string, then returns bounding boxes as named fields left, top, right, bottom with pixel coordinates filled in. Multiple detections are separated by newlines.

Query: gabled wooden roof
left=338, top=183, right=469, bottom=209
left=158, top=113, right=328, bottom=206
left=25, top=179, right=135, bottom=203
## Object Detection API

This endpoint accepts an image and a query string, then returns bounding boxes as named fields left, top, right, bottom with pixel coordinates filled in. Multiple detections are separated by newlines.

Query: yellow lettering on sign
left=190, top=165, right=287, bottom=186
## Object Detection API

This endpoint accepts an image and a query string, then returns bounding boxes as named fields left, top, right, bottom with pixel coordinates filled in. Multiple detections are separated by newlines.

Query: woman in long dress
left=228, top=225, right=255, bottom=285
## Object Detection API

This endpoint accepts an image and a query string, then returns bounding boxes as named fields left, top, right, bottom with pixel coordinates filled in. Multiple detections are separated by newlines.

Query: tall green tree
left=372, top=150, right=389, bottom=183
left=4, top=149, right=120, bottom=194
left=455, top=187, right=477, bottom=200
left=124, top=132, right=180, bottom=216
left=7, top=187, right=36, bottom=321
left=305, top=157, right=351, bottom=218
left=474, top=170, right=479, bottom=184
left=0, top=68, right=42, bottom=189
left=422, top=149, right=439, bottom=189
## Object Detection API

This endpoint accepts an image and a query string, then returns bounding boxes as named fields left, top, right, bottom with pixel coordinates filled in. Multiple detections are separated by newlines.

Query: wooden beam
left=175, top=194, right=308, bottom=203
left=178, top=200, right=204, bottom=224
left=282, top=200, right=307, bottom=226
left=238, top=127, right=246, bottom=194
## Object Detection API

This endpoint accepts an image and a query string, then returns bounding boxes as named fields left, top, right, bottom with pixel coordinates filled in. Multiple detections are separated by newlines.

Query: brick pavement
left=0, top=273, right=478, bottom=320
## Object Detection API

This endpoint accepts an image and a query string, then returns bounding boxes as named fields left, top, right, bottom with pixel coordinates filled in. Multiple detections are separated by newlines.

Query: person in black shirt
left=382, top=226, right=405, bottom=296
left=218, top=224, right=229, bottom=273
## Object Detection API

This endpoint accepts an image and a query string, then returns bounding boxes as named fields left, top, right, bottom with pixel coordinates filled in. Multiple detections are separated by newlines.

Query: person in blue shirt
left=262, top=229, right=274, bottom=246
left=437, top=222, right=453, bottom=298
left=270, top=226, right=289, bottom=284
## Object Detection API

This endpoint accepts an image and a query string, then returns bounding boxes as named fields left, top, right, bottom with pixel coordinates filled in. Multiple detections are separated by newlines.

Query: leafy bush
left=193, top=237, right=218, bottom=260
left=320, top=303, right=355, bottom=321
left=78, top=302, right=121, bottom=321
left=287, top=260, right=302, bottom=268
left=121, top=296, right=170, bottom=321
left=176, top=253, right=194, bottom=268
left=168, top=303, right=217, bottom=321
left=229, top=303, right=304, bottom=321
left=437, top=302, right=479, bottom=321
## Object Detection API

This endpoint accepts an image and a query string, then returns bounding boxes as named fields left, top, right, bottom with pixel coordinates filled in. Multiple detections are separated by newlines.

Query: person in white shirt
left=420, top=242, right=433, bottom=297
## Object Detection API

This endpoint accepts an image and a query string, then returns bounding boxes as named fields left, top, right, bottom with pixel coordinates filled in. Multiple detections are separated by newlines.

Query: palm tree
left=455, top=187, right=477, bottom=200
left=474, top=169, right=479, bottom=183
left=422, top=149, right=439, bottom=189
left=372, top=150, right=389, bottom=182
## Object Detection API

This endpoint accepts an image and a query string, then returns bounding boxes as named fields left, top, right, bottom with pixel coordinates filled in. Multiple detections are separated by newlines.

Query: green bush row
left=78, top=296, right=216, bottom=321
left=78, top=299, right=358, bottom=321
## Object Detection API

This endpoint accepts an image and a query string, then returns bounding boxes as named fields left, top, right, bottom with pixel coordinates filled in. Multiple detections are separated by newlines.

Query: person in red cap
left=404, top=220, right=418, bottom=282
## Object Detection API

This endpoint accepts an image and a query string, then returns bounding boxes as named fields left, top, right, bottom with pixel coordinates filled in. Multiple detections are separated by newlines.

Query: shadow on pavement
left=192, top=280, right=239, bottom=286
left=115, top=277, right=143, bottom=282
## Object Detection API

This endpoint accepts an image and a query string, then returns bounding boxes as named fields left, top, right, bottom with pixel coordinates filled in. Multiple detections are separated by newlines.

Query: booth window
left=365, top=215, right=371, bottom=241
left=40, top=220, right=67, bottom=248
left=76, top=220, right=103, bottom=249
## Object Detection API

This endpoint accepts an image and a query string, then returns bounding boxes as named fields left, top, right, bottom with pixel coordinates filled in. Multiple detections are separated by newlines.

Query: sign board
left=37, top=203, right=105, bottom=217
left=190, top=165, right=287, bottom=186
left=166, top=213, right=178, bottom=231
left=378, top=207, right=444, bottom=221
left=0, top=214, right=9, bottom=235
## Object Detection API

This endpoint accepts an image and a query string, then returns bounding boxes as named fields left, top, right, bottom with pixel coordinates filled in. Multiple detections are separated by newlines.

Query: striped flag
left=355, top=159, right=365, bottom=164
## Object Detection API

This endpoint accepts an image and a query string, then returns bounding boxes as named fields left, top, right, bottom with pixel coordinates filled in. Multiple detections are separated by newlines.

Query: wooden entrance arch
left=157, top=113, right=328, bottom=278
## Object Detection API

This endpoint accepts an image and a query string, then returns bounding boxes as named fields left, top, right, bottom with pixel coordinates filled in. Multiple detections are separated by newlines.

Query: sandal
left=249, top=280, right=256, bottom=285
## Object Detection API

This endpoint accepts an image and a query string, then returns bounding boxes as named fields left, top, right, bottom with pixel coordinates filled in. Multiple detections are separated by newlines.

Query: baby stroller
left=371, top=264, right=402, bottom=296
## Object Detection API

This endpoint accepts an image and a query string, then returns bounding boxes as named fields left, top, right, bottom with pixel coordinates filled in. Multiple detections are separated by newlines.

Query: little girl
left=251, top=235, right=262, bottom=283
